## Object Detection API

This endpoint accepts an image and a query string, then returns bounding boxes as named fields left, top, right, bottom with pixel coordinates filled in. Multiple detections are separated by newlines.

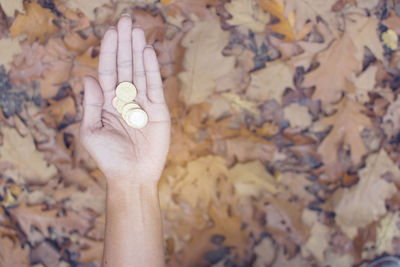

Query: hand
left=79, top=15, right=171, bottom=186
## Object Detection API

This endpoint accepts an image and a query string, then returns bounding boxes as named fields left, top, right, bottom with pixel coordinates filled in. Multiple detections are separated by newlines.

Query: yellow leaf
left=228, top=161, right=278, bottom=197
left=178, top=20, right=235, bottom=105
left=247, top=60, right=294, bottom=104
left=225, top=0, right=270, bottom=33
left=10, top=1, right=58, bottom=43
left=382, top=29, right=398, bottom=50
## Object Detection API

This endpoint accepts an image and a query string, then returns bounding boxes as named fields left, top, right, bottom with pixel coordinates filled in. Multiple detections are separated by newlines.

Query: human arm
left=79, top=14, right=170, bottom=267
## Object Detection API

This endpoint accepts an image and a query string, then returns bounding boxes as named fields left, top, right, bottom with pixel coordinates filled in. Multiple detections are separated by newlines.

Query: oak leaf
left=283, top=103, right=312, bottom=129
left=228, top=161, right=278, bottom=197
left=333, top=149, right=399, bottom=238
left=171, top=156, right=228, bottom=210
left=383, top=11, right=400, bottom=35
left=178, top=20, right=235, bottom=105
left=285, top=0, right=338, bottom=31
left=9, top=203, right=91, bottom=240
left=348, top=65, right=377, bottom=103
left=225, top=0, right=270, bottom=33
left=257, top=0, right=312, bottom=42
left=303, top=34, right=359, bottom=105
left=10, top=0, right=58, bottom=44
left=0, top=0, right=24, bottom=17
left=0, top=127, right=57, bottom=184
left=317, top=97, right=371, bottom=169
left=346, top=14, right=384, bottom=62
left=375, top=212, right=400, bottom=255
left=0, top=236, right=29, bottom=266
left=247, top=60, right=294, bottom=104
left=64, top=0, right=110, bottom=21
left=0, top=37, right=22, bottom=71
left=383, top=95, right=400, bottom=138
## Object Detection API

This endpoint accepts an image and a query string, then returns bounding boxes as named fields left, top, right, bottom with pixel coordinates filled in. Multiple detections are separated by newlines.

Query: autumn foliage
left=0, top=0, right=399, bottom=266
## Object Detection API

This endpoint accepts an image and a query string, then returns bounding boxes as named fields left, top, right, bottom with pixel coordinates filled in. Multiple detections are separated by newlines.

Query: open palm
left=79, top=15, right=171, bottom=185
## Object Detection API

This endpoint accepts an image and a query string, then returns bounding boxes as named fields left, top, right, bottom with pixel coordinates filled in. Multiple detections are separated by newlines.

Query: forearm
left=102, top=180, right=165, bottom=267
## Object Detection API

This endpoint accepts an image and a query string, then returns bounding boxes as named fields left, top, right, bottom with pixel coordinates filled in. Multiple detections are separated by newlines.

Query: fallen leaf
left=0, top=37, right=22, bottom=71
left=9, top=203, right=91, bottom=241
left=0, top=0, right=24, bottom=17
left=246, top=60, right=294, bottom=104
left=253, top=237, right=276, bottom=267
left=283, top=103, right=312, bottom=129
left=178, top=20, right=235, bottom=105
left=30, top=241, right=60, bottom=267
left=346, top=14, right=384, bottom=62
left=64, top=0, right=110, bottom=21
left=303, top=34, right=359, bottom=105
left=228, top=160, right=278, bottom=197
left=375, top=212, right=400, bottom=255
left=0, top=236, right=29, bottom=266
left=317, top=97, right=371, bottom=170
left=383, top=11, right=400, bottom=35
left=10, top=0, right=58, bottom=43
left=382, top=29, right=398, bottom=50
left=348, top=65, right=378, bottom=103
left=225, top=0, right=270, bottom=33
left=257, top=0, right=312, bottom=42
left=333, top=149, right=399, bottom=238
left=284, top=0, right=338, bottom=32
left=171, top=156, right=228, bottom=210
left=0, top=127, right=58, bottom=184
left=383, top=96, right=400, bottom=138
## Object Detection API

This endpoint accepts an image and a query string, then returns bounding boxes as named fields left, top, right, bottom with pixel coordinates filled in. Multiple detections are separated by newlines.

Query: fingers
left=143, top=46, right=165, bottom=104
left=81, top=75, right=103, bottom=131
left=98, top=27, right=117, bottom=108
left=132, top=28, right=147, bottom=103
left=117, top=15, right=133, bottom=83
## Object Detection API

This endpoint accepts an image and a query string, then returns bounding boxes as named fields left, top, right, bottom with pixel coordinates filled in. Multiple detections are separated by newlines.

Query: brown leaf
left=0, top=236, right=29, bottom=266
left=9, top=203, right=91, bottom=241
left=303, top=34, right=359, bottom=105
left=317, top=97, right=372, bottom=177
left=332, top=149, right=399, bottom=238
left=10, top=0, right=58, bottom=43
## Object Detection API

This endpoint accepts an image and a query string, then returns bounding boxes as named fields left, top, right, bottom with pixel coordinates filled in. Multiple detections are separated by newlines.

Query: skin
left=79, top=14, right=170, bottom=267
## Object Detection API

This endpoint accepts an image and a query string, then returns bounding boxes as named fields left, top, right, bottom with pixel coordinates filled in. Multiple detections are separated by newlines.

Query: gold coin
left=112, top=97, right=128, bottom=113
left=116, top=82, right=137, bottom=102
left=121, top=102, right=140, bottom=116
left=125, top=108, right=148, bottom=129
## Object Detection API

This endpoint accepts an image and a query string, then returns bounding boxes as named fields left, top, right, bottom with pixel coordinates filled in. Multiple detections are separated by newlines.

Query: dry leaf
left=0, top=127, right=57, bottom=184
left=9, top=203, right=91, bottom=240
left=318, top=97, right=371, bottom=170
left=0, top=0, right=24, bottom=17
left=257, top=0, right=312, bottom=42
left=0, top=37, right=22, bottom=71
left=283, top=103, right=312, bottom=129
left=228, top=160, right=278, bottom=197
left=247, top=61, right=294, bottom=104
left=382, top=29, right=398, bottom=50
left=303, top=34, right=359, bottom=105
left=348, top=65, right=378, bottom=103
left=225, top=0, right=270, bottom=33
left=0, top=236, right=29, bottom=266
left=285, top=0, right=338, bottom=31
left=333, top=149, right=399, bottom=238
left=10, top=1, right=58, bottom=43
left=178, top=20, right=235, bottom=105
left=64, top=0, right=110, bottom=21
left=346, top=14, right=384, bottom=62
left=171, top=156, right=228, bottom=210
left=383, top=96, right=400, bottom=138
left=383, top=11, right=400, bottom=35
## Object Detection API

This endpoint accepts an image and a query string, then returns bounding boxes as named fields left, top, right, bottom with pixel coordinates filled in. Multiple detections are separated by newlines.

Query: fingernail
left=121, top=13, right=131, bottom=18
left=145, top=44, right=153, bottom=49
left=132, top=24, right=142, bottom=29
left=109, top=26, right=116, bottom=30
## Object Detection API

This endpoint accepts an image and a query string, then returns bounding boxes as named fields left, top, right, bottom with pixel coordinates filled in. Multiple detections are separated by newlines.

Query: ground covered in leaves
left=0, top=0, right=399, bottom=266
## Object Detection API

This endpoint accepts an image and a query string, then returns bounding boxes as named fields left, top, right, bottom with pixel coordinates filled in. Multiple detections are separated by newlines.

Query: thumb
left=81, top=75, right=104, bottom=131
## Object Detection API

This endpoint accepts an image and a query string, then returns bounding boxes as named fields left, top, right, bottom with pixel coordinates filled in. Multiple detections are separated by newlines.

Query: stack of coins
left=112, top=82, right=148, bottom=129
